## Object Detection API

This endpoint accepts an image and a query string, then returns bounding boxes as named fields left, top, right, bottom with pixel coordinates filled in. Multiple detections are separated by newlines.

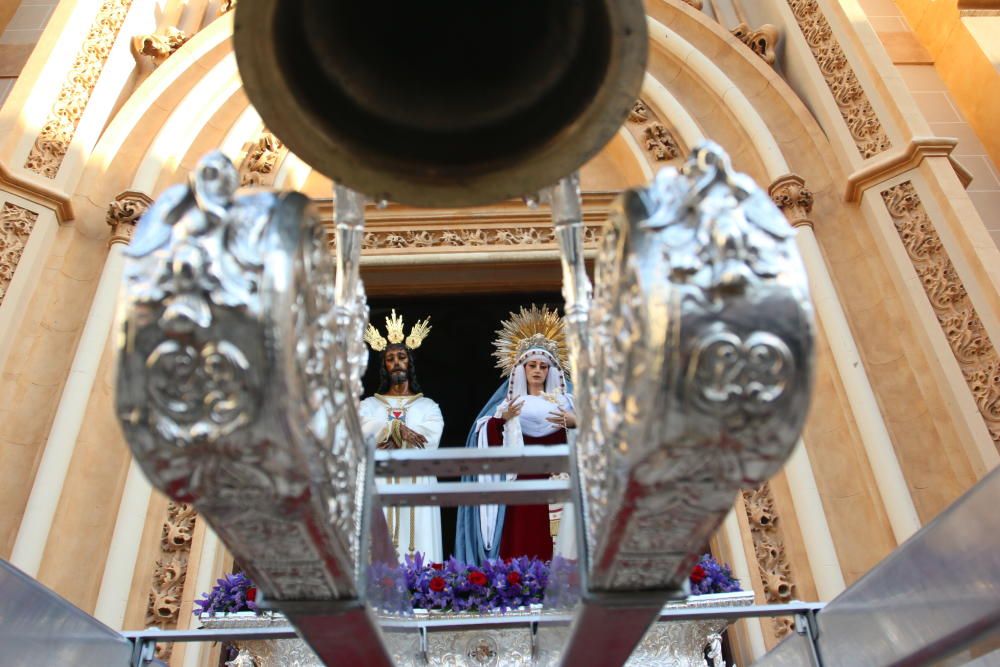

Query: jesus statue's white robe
left=359, top=393, right=444, bottom=563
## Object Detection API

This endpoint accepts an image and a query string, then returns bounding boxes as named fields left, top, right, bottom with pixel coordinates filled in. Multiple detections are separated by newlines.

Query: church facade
left=0, top=0, right=997, bottom=664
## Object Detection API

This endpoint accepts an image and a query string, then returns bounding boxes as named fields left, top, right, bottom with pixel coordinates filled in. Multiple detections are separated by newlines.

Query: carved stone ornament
left=107, top=190, right=153, bottom=245
left=882, top=182, right=1000, bottom=447
left=24, top=0, right=135, bottom=178
left=768, top=174, right=814, bottom=228
left=742, top=484, right=796, bottom=639
left=132, top=26, right=189, bottom=65
left=146, top=501, right=197, bottom=660
left=731, top=22, right=780, bottom=66
left=331, top=224, right=603, bottom=252
left=573, top=142, right=815, bottom=591
left=0, top=202, right=38, bottom=306
left=240, top=131, right=284, bottom=187
left=787, top=0, right=892, bottom=159
left=626, top=98, right=683, bottom=165
left=116, top=152, right=369, bottom=601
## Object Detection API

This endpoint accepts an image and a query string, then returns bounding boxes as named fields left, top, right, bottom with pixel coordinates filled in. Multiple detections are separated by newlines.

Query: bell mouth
left=235, top=0, right=647, bottom=207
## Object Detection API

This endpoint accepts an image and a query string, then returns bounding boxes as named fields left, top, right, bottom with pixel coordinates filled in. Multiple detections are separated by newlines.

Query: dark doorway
left=363, top=291, right=563, bottom=559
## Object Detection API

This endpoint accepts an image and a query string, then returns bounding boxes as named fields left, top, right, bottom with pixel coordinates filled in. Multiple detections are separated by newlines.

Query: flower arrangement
left=197, top=554, right=740, bottom=617
left=374, top=552, right=549, bottom=614
left=194, top=572, right=258, bottom=616
left=688, top=554, right=742, bottom=595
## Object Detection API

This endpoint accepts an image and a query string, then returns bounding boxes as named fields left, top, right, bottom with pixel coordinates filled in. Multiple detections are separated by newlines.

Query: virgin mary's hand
left=501, top=398, right=524, bottom=422
left=546, top=409, right=578, bottom=429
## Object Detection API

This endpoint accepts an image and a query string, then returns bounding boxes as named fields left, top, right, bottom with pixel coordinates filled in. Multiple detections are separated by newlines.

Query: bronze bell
left=234, top=1, right=648, bottom=207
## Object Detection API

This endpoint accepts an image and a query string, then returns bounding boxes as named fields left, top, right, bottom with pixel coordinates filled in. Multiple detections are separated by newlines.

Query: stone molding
left=958, top=0, right=1000, bottom=15
left=106, top=190, right=153, bottom=246
left=146, top=501, right=197, bottom=661
left=0, top=202, right=39, bottom=306
left=625, top=99, right=681, bottom=163
left=881, top=182, right=1000, bottom=448
left=742, top=483, right=797, bottom=640
left=0, top=160, right=74, bottom=222
left=24, top=0, right=135, bottom=179
left=786, top=0, right=892, bottom=159
left=319, top=192, right=615, bottom=255
left=769, top=174, right=814, bottom=228
left=844, top=137, right=959, bottom=202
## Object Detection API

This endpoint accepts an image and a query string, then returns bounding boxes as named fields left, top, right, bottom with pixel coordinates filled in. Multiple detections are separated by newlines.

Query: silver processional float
left=113, top=1, right=817, bottom=665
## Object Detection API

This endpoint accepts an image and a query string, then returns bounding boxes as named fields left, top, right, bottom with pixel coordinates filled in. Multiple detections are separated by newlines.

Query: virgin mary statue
left=456, top=305, right=577, bottom=565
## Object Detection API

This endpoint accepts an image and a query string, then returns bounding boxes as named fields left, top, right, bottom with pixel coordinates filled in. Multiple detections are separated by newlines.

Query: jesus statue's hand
left=400, top=424, right=427, bottom=449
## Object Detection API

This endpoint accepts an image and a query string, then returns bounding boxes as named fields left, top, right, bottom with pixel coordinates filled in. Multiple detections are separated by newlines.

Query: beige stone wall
left=0, top=1, right=996, bottom=665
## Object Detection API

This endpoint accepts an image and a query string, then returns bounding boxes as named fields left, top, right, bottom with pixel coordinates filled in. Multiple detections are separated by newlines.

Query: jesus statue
left=360, top=310, right=444, bottom=563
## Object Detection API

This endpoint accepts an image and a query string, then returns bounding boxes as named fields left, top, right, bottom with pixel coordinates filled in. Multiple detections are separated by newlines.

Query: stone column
left=769, top=174, right=922, bottom=545
left=784, top=439, right=846, bottom=600
left=9, top=191, right=151, bottom=576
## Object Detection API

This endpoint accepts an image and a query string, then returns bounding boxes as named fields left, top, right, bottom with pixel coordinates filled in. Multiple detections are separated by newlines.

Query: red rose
left=245, top=587, right=257, bottom=602
left=467, top=570, right=488, bottom=587
left=431, top=563, right=444, bottom=571
left=506, top=572, right=521, bottom=586
left=381, top=576, right=395, bottom=589
left=690, top=565, right=707, bottom=584
left=429, top=576, right=446, bottom=592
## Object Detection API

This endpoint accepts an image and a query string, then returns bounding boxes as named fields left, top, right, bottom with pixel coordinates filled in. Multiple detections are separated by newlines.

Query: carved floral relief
left=146, top=501, right=197, bottom=660
left=742, top=484, right=796, bottom=639
left=786, top=0, right=892, bottom=159
left=24, top=0, right=135, bottom=178
left=626, top=99, right=681, bottom=164
left=0, top=203, right=38, bottom=306
left=882, top=182, right=1000, bottom=447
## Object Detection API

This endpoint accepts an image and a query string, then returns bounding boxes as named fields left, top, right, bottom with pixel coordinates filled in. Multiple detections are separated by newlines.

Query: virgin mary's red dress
left=484, top=417, right=566, bottom=561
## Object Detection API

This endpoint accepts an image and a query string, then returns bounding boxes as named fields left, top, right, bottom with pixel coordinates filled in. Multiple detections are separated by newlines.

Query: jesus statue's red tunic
left=485, top=417, right=566, bottom=561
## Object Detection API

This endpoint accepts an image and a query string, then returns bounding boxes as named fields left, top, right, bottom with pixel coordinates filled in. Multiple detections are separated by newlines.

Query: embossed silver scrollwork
left=571, top=142, right=814, bottom=592
left=116, top=152, right=368, bottom=601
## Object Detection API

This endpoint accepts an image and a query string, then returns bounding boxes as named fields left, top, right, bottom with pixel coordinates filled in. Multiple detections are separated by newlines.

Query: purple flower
left=370, top=553, right=552, bottom=614
left=193, top=572, right=258, bottom=616
left=689, top=554, right=742, bottom=595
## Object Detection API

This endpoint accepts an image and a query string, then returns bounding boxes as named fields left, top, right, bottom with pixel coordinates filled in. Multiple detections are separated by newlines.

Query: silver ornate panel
left=573, top=143, right=815, bottom=591
left=116, top=152, right=369, bottom=600
left=200, top=591, right=753, bottom=667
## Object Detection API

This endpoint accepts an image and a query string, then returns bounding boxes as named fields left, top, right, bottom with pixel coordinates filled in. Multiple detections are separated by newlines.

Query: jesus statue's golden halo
left=364, top=309, right=432, bottom=351
left=492, top=304, right=570, bottom=378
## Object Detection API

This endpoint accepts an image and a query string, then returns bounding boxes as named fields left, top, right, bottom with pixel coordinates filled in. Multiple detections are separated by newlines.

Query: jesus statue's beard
left=390, top=369, right=407, bottom=386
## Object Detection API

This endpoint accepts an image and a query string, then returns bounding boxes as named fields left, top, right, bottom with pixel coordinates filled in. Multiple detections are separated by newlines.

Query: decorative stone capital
left=769, top=174, right=814, bottom=228
left=132, top=27, right=189, bottom=65
left=239, top=130, right=284, bottom=187
left=107, top=190, right=153, bottom=246
left=731, top=22, right=780, bottom=66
